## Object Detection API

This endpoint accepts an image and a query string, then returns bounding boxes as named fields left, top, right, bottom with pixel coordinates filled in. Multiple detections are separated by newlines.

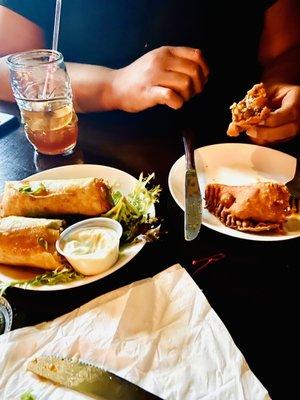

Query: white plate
left=169, top=143, right=300, bottom=241
left=0, top=164, right=154, bottom=290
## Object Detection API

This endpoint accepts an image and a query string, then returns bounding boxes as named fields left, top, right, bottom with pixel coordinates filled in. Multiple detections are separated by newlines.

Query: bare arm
left=64, top=63, right=117, bottom=113
left=0, top=57, right=14, bottom=101
left=0, top=6, right=118, bottom=111
left=249, top=0, right=300, bottom=143
left=66, top=45, right=209, bottom=113
left=0, top=6, right=209, bottom=113
left=76, top=45, right=209, bottom=113
left=0, top=54, right=118, bottom=110
left=0, top=6, right=45, bottom=101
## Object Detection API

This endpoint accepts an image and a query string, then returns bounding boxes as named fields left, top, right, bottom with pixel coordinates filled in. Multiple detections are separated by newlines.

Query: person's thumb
left=264, top=88, right=300, bottom=127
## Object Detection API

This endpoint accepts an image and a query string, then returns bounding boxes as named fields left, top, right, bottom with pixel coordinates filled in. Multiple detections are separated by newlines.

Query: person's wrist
left=103, top=68, right=125, bottom=111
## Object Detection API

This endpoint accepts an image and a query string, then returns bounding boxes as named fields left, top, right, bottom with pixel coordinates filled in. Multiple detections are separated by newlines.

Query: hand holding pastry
left=226, top=83, right=271, bottom=138
left=227, top=82, right=300, bottom=145
left=247, top=84, right=300, bottom=145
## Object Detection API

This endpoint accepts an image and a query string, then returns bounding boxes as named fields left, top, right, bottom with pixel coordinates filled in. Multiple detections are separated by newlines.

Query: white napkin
left=0, top=264, right=270, bottom=400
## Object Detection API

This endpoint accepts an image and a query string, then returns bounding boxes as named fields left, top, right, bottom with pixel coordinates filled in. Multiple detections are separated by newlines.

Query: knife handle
left=182, top=127, right=196, bottom=170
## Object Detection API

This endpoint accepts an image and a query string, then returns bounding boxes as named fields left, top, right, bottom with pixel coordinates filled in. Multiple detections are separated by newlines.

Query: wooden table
left=0, top=101, right=298, bottom=399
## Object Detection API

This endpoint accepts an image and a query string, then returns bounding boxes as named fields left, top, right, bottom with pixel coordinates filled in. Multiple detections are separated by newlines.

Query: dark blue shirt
left=0, top=0, right=276, bottom=139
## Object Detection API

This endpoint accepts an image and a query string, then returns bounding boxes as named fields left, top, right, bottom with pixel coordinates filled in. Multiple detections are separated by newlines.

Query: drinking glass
left=7, top=50, right=78, bottom=155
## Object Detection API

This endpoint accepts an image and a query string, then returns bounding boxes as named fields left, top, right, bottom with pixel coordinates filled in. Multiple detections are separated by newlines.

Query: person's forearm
left=261, top=45, right=300, bottom=85
left=0, top=56, right=15, bottom=102
left=0, top=59, right=119, bottom=111
left=66, top=62, right=119, bottom=113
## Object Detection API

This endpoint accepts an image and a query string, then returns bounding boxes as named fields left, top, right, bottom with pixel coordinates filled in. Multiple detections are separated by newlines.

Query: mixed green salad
left=0, top=174, right=161, bottom=295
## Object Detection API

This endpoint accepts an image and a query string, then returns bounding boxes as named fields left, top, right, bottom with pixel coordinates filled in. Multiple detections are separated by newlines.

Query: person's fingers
left=158, top=71, right=194, bottom=101
left=246, top=120, right=300, bottom=142
left=264, top=109, right=296, bottom=128
left=148, top=86, right=184, bottom=109
left=264, top=104, right=299, bottom=127
left=167, top=46, right=209, bottom=81
left=263, top=88, right=300, bottom=127
left=166, top=57, right=205, bottom=94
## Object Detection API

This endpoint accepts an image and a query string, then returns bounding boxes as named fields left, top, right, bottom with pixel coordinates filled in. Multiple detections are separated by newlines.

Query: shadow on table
left=34, top=147, right=85, bottom=172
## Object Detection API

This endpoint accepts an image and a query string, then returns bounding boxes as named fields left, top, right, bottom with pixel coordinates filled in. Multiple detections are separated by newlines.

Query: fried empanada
left=205, top=182, right=291, bottom=233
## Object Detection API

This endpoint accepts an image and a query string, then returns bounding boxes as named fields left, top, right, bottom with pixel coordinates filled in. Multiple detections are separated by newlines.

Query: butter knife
left=27, top=356, right=163, bottom=400
left=182, top=127, right=202, bottom=241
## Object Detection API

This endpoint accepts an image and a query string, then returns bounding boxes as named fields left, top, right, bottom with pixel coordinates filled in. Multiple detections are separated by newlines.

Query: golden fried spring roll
left=1, top=177, right=112, bottom=217
left=0, top=216, right=64, bottom=270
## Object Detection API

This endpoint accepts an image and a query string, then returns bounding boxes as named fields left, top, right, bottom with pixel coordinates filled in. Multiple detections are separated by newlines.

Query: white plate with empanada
left=168, top=143, right=300, bottom=241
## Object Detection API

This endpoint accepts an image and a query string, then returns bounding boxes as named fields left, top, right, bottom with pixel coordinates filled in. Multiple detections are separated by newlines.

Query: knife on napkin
left=27, top=356, right=163, bottom=400
left=182, top=127, right=202, bottom=241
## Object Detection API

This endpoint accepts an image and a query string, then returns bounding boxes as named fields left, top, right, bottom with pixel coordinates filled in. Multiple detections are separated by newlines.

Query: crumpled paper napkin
left=0, top=264, right=270, bottom=400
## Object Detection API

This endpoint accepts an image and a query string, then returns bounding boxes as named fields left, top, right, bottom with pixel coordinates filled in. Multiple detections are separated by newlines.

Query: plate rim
left=168, top=142, right=298, bottom=242
left=0, top=164, right=153, bottom=291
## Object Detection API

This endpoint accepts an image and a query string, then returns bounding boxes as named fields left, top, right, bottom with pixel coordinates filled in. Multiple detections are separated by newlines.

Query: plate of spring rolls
left=0, top=164, right=158, bottom=291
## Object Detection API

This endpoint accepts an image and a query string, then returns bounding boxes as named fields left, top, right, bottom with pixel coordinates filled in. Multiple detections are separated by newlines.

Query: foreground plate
left=0, top=164, right=154, bottom=291
left=169, top=143, right=300, bottom=241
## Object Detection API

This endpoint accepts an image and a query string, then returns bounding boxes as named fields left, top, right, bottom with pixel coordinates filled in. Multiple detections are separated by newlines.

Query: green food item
left=18, top=184, right=32, bottom=194
left=0, top=267, right=83, bottom=296
left=20, top=391, right=36, bottom=400
left=19, top=183, right=46, bottom=196
left=104, top=173, right=161, bottom=242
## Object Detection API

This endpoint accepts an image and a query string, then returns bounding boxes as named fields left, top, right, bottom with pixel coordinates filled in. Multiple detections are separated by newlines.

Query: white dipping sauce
left=63, top=227, right=118, bottom=257
left=61, top=226, right=120, bottom=275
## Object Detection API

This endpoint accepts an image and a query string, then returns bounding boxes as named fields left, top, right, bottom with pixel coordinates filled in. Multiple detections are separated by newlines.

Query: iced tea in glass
left=7, top=50, right=78, bottom=155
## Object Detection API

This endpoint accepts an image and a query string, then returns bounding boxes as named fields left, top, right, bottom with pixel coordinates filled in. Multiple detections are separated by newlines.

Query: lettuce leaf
left=0, top=266, right=83, bottom=295
left=103, top=173, right=161, bottom=242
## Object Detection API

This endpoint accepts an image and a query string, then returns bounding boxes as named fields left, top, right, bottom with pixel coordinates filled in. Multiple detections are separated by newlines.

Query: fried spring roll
left=0, top=216, right=64, bottom=270
left=1, top=177, right=112, bottom=217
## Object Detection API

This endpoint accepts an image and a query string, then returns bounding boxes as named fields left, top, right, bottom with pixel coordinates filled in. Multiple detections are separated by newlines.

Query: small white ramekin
left=56, top=217, right=123, bottom=275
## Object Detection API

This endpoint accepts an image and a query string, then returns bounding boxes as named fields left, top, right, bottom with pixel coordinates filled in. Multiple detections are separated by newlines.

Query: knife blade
left=27, top=356, right=163, bottom=400
left=182, top=127, right=202, bottom=241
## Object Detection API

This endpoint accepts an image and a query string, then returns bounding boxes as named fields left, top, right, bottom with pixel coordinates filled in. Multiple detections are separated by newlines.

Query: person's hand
left=247, top=84, right=300, bottom=145
left=110, top=46, right=209, bottom=112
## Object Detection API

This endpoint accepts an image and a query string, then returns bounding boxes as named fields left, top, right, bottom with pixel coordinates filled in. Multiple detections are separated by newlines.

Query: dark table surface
left=0, top=100, right=298, bottom=399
